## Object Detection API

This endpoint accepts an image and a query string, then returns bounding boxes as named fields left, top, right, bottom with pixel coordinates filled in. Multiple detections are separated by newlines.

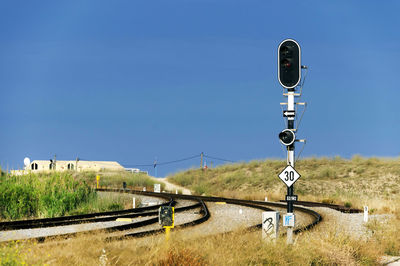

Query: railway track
left=0, top=196, right=174, bottom=231
left=0, top=188, right=345, bottom=243
left=103, top=189, right=323, bottom=237
left=0, top=197, right=205, bottom=243
left=280, top=200, right=362, bottom=213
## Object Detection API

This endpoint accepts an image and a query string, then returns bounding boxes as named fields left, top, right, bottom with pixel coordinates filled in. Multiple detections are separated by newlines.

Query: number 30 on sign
left=278, top=165, right=301, bottom=187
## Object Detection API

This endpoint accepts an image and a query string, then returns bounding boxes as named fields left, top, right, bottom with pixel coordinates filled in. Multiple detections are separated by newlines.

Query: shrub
left=344, top=202, right=352, bottom=208
left=0, top=172, right=94, bottom=220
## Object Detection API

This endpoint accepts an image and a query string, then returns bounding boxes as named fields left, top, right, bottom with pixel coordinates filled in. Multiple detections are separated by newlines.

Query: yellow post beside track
left=163, top=207, right=174, bottom=241
left=96, top=175, right=100, bottom=189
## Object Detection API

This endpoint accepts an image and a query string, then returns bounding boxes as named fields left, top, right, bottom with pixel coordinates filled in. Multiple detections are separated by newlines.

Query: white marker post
left=363, top=206, right=368, bottom=223
left=133, top=198, right=136, bottom=209
left=154, top=184, right=161, bottom=193
left=262, top=212, right=280, bottom=240
left=265, top=196, right=268, bottom=202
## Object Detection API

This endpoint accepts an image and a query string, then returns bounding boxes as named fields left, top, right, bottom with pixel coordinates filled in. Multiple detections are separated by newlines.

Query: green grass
left=0, top=172, right=94, bottom=220
left=67, top=192, right=140, bottom=215
left=71, top=170, right=165, bottom=191
left=0, top=170, right=156, bottom=221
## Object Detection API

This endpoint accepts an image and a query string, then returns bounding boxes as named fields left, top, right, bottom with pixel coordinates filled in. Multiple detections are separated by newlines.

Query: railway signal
left=159, top=206, right=174, bottom=227
left=159, top=205, right=174, bottom=241
left=278, top=39, right=301, bottom=89
left=279, top=129, right=296, bottom=146
left=276, top=38, right=307, bottom=244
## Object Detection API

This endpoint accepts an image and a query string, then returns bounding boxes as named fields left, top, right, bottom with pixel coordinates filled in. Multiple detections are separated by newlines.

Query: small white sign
left=363, top=206, right=368, bottom=223
left=278, top=165, right=301, bottom=187
left=154, top=184, right=161, bottom=193
left=262, top=211, right=280, bottom=240
left=283, top=213, right=295, bottom=227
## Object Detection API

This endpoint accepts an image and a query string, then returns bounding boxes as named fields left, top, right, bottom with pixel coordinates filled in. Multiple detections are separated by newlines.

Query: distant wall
left=24, top=160, right=125, bottom=173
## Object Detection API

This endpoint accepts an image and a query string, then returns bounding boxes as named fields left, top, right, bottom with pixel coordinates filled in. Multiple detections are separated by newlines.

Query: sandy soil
left=149, top=176, right=192, bottom=195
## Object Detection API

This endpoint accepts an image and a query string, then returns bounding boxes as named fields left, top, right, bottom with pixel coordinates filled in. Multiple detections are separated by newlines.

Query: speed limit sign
left=278, top=165, right=301, bottom=187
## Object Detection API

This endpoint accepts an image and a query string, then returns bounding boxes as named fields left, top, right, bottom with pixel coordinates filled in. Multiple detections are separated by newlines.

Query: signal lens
left=281, top=59, right=292, bottom=69
left=279, top=130, right=295, bottom=146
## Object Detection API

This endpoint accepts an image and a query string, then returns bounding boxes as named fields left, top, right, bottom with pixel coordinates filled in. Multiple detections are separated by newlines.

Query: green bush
left=344, top=202, right=352, bottom=208
left=0, top=172, right=94, bottom=220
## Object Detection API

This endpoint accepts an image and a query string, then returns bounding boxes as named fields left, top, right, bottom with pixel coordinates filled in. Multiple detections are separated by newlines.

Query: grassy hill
left=168, top=156, right=400, bottom=212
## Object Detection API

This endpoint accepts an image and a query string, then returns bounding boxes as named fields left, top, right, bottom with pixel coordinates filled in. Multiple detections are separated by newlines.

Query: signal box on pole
left=278, top=39, right=301, bottom=90
left=159, top=206, right=174, bottom=227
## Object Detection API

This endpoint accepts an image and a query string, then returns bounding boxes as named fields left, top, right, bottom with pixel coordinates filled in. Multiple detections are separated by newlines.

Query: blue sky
left=1, top=1, right=399, bottom=177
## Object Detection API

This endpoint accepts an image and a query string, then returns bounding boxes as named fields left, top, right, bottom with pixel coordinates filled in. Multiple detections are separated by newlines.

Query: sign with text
left=283, top=213, right=295, bottom=227
left=285, top=195, right=298, bottom=201
left=278, top=165, right=301, bottom=187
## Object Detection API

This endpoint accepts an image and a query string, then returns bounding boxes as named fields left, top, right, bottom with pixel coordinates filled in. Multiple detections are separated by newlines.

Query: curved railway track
left=280, top=200, right=362, bottom=213
left=0, top=188, right=355, bottom=243
left=102, top=189, right=323, bottom=238
left=0, top=197, right=206, bottom=243
left=0, top=196, right=174, bottom=231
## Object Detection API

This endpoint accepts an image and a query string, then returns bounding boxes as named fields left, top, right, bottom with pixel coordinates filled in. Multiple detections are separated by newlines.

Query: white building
left=11, top=160, right=125, bottom=175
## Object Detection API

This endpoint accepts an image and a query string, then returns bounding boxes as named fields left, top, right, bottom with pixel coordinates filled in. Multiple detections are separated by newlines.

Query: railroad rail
left=0, top=196, right=174, bottom=231
left=98, top=188, right=323, bottom=238
left=0, top=188, right=332, bottom=243
left=280, top=200, right=362, bottom=213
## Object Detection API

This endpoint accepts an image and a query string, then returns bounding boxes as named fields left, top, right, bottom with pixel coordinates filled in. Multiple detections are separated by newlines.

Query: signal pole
left=286, top=90, right=295, bottom=244
left=277, top=39, right=304, bottom=244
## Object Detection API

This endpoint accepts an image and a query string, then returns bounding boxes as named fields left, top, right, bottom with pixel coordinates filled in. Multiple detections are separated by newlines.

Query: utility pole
left=154, top=157, right=157, bottom=177
left=200, top=152, right=204, bottom=169
left=75, top=157, right=79, bottom=172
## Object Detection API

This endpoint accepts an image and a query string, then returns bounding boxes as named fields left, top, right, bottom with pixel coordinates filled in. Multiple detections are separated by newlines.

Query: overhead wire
left=157, top=154, right=201, bottom=166
left=122, top=154, right=201, bottom=168
left=294, top=66, right=309, bottom=162
left=203, top=154, right=235, bottom=163
left=295, top=66, right=309, bottom=130
left=295, top=141, right=307, bottom=164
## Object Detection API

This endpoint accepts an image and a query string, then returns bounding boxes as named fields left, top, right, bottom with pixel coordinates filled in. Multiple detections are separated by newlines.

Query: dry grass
left=3, top=206, right=399, bottom=266
left=168, top=156, right=400, bottom=213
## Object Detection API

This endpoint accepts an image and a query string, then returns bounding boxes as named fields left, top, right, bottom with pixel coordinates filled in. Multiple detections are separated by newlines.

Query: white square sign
left=154, top=184, right=161, bottom=193
left=283, top=213, right=295, bottom=227
left=278, top=165, right=300, bottom=187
